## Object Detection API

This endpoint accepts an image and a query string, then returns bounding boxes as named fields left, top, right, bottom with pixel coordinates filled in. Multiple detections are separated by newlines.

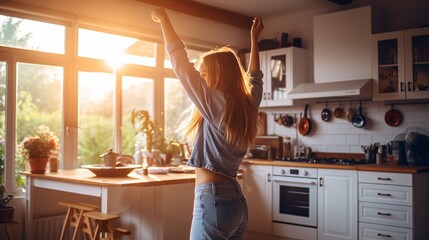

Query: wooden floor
left=245, top=231, right=296, bottom=240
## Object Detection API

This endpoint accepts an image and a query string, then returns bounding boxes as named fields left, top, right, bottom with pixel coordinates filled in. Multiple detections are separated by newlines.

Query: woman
left=152, top=8, right=264, bottom=239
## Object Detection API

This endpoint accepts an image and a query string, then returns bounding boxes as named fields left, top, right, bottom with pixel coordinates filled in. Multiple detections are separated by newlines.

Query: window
left=0, top=11, right=206, bottom=193
left=16, top=62, right=63, bottom=189
left=0, top=62, right=5, bottom=185
left=77, top=71, right=115, bottom=166
left=78, top=28, right=156, bottom=66
left=0, top=15, right=65, bottom=54
left=121, top=76, right=154, bottom=156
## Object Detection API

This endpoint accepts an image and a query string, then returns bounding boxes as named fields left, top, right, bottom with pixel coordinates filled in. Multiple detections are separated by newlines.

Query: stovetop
left=281, top=157, right=368, bottom=165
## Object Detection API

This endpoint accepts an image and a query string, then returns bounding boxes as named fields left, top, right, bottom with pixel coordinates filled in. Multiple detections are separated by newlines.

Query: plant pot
left=29, top=157, right=49, bottom=174
left=0, top=206, right=15, bottom=223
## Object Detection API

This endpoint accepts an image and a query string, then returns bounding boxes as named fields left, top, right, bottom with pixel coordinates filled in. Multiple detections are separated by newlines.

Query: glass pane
left=78, top=71, right=114, bottom=166
left=0, top=62, right=5, bottom=185
left=270, top=54, right=287, bottom=100
left=121, top=76, right=154, bottom=157
left=279, top=185, right=309, bottom=217
left=164, top=78, right=191, bottom=142
left=78, top=28, right=156, bottom=66
left=412, top=35, right=429, bottom=92
left=16, top=62, right=63, bottom=189
left=0, top=14, right=65, bottom=54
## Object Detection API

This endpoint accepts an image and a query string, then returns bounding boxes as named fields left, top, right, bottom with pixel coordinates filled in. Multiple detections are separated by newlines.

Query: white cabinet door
left=372, top=27, right=429, bottom=101
left=245, top=47, right=308, bottom=107
left=243, top=164, right=273, bottom=234
left=318, top=169, right=358, bottom=240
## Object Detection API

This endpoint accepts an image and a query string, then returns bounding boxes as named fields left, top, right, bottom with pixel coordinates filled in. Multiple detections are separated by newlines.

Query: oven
left=272, top=166, right=318, bottom=240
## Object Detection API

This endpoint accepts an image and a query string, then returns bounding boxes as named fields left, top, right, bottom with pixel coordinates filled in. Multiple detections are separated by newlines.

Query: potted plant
left=0, top=185, right=14, bottom=223
left=130, top=109, right=163, bottom=153
left=17, top=125, right=59, bottom=174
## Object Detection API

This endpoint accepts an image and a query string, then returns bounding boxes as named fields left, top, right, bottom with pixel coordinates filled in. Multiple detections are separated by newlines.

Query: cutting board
left=257, top=112, right=267, bottom=135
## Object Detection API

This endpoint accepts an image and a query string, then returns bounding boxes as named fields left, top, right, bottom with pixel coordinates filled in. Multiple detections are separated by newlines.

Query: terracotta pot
left=0, top=206, right=15, bottom=223
left=29, top=157, right=49, bottom=174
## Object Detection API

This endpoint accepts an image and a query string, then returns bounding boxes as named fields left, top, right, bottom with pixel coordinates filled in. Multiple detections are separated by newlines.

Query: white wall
left=263, top=102, right=429, bottom=154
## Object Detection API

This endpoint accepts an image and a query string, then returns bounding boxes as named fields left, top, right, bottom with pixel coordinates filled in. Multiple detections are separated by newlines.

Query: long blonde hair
left=178, top=46, right=259, bottom=150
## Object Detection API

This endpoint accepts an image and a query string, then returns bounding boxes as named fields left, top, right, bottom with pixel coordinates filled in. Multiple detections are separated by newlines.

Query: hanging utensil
left=346, top=100, right=355, bottom=122
left=384, top=105, right=403, bottom=127
left=298, top=104, right=312, bottom=136
left=351, top=102, right=366, bottom=128
left=334, top=101, right=344, bottom=118
left=321, top=102, right=331, bottom=122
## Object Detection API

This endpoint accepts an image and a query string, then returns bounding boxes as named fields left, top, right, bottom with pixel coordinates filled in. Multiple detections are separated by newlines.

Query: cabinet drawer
left=359, top=202, right=412, bottom=228
left=359, top=222, right=412, bottom=240
left=359, top=183, right=413, bottom=206
left=359, top=171, right=412, bottom=186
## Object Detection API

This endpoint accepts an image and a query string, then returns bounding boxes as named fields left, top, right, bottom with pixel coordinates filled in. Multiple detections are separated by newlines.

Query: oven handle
left=272, top=177, right=317, bottom=185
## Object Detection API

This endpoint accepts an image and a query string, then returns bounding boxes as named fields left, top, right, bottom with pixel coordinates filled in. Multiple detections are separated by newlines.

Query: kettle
left=387, top=141, right=407, bottom=165
left=100, top=148, right=134, bottom=167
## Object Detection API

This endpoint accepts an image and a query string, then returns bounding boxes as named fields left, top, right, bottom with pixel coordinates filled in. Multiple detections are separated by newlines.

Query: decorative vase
left=29, top=157, right=49, bottom=174
left=0, top=206, right=15, bottom=223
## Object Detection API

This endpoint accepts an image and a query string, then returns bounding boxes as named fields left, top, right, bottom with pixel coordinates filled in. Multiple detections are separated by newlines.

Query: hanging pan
left=351, top=102, right=366, bottom=128
left=298, top=104, right=312, bottom=136
left=384, top=105, right=403, bottom=127
left=321, top=102, right=331, bottom=122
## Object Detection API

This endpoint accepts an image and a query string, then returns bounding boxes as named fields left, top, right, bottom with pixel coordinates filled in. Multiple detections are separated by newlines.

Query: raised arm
left=248, top=17, right=264, bottom=73
left=151, top=8, right=180, bottom=45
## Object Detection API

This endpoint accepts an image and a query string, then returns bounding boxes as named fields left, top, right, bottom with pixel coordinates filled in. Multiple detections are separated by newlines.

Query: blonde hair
left=178, top=46, right=259, bottom=150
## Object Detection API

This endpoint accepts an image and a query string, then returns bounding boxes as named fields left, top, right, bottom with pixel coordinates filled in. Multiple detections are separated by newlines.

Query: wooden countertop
left=242, top=159, right=429, bottom=174
left=22, top=168, right=197, bottom=187
left=22, top=167, right=243, bottom=187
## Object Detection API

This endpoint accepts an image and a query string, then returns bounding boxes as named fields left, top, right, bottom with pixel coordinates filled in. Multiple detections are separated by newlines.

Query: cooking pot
left=384, top=106, right=403, bottom=127
left=282, top=114, right=294, bottom=127
left=351, top=104, right=366, bottom=128
left=334, top=103, right=344, bottom=118
left=298, top=104, right=312, bottom=136
left=100, top=148, right=134, bottom=167
left=321, top=103, right=331, bottom=122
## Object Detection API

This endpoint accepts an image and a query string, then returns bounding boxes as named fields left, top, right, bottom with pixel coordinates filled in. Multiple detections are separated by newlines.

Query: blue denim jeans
left=190, top=180, right=248, bottom=240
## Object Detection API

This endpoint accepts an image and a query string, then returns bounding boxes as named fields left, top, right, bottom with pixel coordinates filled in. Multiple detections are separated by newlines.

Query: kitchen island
left=23, top=168, right=198, bottom=240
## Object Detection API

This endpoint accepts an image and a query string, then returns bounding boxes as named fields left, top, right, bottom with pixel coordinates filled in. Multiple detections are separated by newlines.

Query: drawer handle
left=377, top=212, right=391, bottom=216
left=378, top=233, right=392, bottom=238
left=377, top=177, right=392, bottom=181
left=377, top=193, right=392, bottom=197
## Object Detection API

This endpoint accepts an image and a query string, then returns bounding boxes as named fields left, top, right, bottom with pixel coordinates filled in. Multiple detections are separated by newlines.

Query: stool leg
left=72, top=210, right=85, bottom=240
left=60, top=207, right=73, bottom=240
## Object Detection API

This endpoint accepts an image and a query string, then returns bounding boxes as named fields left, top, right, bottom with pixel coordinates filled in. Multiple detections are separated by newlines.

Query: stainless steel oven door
left=272, top=176, right=317, bottom=227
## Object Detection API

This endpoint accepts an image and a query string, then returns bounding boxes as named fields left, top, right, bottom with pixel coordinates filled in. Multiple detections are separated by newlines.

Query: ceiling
left=191, top=0, right=342, bottom=18
left=137, top=0, right=427, bottom=30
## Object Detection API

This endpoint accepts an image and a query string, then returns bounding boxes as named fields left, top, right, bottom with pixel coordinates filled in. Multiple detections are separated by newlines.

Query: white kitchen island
left=23, top=169, right=197, bottom=240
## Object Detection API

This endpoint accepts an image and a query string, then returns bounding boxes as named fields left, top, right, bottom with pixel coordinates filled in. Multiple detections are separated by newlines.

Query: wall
left=263, top=102, right=429, bottom=154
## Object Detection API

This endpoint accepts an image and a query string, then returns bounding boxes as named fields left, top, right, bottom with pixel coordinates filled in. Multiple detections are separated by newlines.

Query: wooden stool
left=83, top=211, right=131, bottom=240
left=58, top=201, right=99, bottom=240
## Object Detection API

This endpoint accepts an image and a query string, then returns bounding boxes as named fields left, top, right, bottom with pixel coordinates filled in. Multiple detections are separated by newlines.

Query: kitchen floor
left=245, top=231, right=295, bottom=240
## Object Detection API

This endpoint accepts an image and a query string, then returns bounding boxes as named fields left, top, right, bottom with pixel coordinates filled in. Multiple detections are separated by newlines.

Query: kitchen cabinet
left=372, top=27, right=429, bottom=101
left=242, top=164, right=273, bottom=234
left=318, top=169, right=358, bottom=240
left=245, top=47, right=308, bottom=107
left=358, top=171, right=429, bottom=240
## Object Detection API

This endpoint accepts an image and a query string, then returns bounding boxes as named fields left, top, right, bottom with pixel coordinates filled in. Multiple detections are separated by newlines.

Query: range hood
left=288, top=79, right=372, bottom=100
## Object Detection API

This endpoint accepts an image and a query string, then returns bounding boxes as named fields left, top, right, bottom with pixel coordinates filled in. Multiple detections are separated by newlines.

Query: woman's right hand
left=151, top=8, right=168, bottom=24
left=251, top=17, right=264, bottom=40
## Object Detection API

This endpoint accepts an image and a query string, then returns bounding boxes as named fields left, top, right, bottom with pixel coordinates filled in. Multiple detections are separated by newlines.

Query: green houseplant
left=17, top=125, right=59, bottom=174
left=0, top=184, right=14, bottom=223
left=130, top=109, right=163, bottom=153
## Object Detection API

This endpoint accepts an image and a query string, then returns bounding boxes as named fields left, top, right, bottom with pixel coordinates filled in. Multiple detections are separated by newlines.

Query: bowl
left=81, top=164, right=141, bottom=177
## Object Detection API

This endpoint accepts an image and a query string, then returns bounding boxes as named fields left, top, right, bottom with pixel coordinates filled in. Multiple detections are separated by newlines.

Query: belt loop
left=212, top=182, right=216, bottom=195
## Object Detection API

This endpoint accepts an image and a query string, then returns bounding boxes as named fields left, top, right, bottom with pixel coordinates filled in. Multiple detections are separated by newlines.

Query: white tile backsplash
left=262, top=101, right=429, bottom=154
